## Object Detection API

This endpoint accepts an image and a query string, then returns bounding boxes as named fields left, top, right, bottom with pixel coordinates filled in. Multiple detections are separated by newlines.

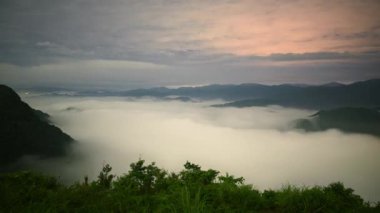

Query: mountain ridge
left=17, top=79, right=380, bottom=110
left=293, top=107, right=380, bottom=137
left=0, top=85, right=74, bottom=168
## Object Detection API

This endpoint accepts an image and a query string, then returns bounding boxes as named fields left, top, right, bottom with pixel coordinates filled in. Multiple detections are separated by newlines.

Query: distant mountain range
left=293, top=107, right=380, bottom=137
left=121, top=79, right=380, bottom=136
left=21, top=79, right=380, bottom=110
left=122, top=79, right=380, bottom=109
left=0, top=85, right=74, bottom=168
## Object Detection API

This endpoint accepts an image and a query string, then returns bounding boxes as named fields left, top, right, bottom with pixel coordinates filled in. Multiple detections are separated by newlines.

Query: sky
left=1, top=0, right=380, bottom=89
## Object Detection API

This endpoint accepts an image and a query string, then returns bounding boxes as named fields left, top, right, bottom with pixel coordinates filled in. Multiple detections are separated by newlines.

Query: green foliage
left=180, top=161, right=219, bottom=185
left=97, top=164, right=114, bottom=188
left=0, top=159, right=378, bottom=212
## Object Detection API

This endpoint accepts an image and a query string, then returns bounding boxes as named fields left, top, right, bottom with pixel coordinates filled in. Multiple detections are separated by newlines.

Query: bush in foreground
left=0, top=159, right=379, bottom=212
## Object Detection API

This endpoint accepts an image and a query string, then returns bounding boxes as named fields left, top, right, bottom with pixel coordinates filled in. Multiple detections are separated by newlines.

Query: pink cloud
left=157, top=0, right=380, bottom=56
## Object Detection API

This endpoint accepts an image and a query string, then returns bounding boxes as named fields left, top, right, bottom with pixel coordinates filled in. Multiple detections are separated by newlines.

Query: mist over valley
left=1, top=0, right=380, bottom=210
left=18, top=91, right=380, bottom=202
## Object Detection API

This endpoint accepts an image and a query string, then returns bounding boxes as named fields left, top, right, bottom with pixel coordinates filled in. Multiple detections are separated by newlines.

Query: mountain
left=123, top=79, right=380, bottom=109
left=293, top=107, right=380, bottom=137
left=321, top=82, right=345, bottom=87
left=0, top=85, right=74, bottom=167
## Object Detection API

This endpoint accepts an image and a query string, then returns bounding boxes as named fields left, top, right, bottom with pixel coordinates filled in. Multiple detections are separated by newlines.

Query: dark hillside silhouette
left=0, top=85, right=74, bottom=167
left=294, top=107, right=380, bottom=136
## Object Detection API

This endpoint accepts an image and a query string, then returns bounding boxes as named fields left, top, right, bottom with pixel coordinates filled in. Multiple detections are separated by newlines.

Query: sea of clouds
left=20, top=94, right=380, bottom=202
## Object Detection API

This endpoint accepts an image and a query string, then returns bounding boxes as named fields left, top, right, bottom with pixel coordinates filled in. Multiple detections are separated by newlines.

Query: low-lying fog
left=21, top=94, right=380, bottom=202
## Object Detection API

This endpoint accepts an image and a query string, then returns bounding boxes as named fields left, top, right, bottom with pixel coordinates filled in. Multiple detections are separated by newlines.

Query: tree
left=180, top=161, right=219, bottom=185
left=97, top=164, right=114, bottom=188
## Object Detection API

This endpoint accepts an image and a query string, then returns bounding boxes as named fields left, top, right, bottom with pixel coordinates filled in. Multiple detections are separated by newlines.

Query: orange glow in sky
left=165, top=0, right=380, bottom=56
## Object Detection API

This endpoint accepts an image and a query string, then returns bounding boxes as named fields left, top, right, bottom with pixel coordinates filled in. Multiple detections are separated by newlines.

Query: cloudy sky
left=1, top=0, right=380, bottom=89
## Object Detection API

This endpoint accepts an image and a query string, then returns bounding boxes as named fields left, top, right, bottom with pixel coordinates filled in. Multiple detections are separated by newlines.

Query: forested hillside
left=0, top=85, right=74, bottom=167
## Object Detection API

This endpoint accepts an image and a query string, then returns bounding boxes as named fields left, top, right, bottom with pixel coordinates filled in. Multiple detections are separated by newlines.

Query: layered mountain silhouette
left=0, top=85, right=74, bottom=166
left=293, top=107, right=380, bottom=137
left=122, top=79, right=380, bottom=109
